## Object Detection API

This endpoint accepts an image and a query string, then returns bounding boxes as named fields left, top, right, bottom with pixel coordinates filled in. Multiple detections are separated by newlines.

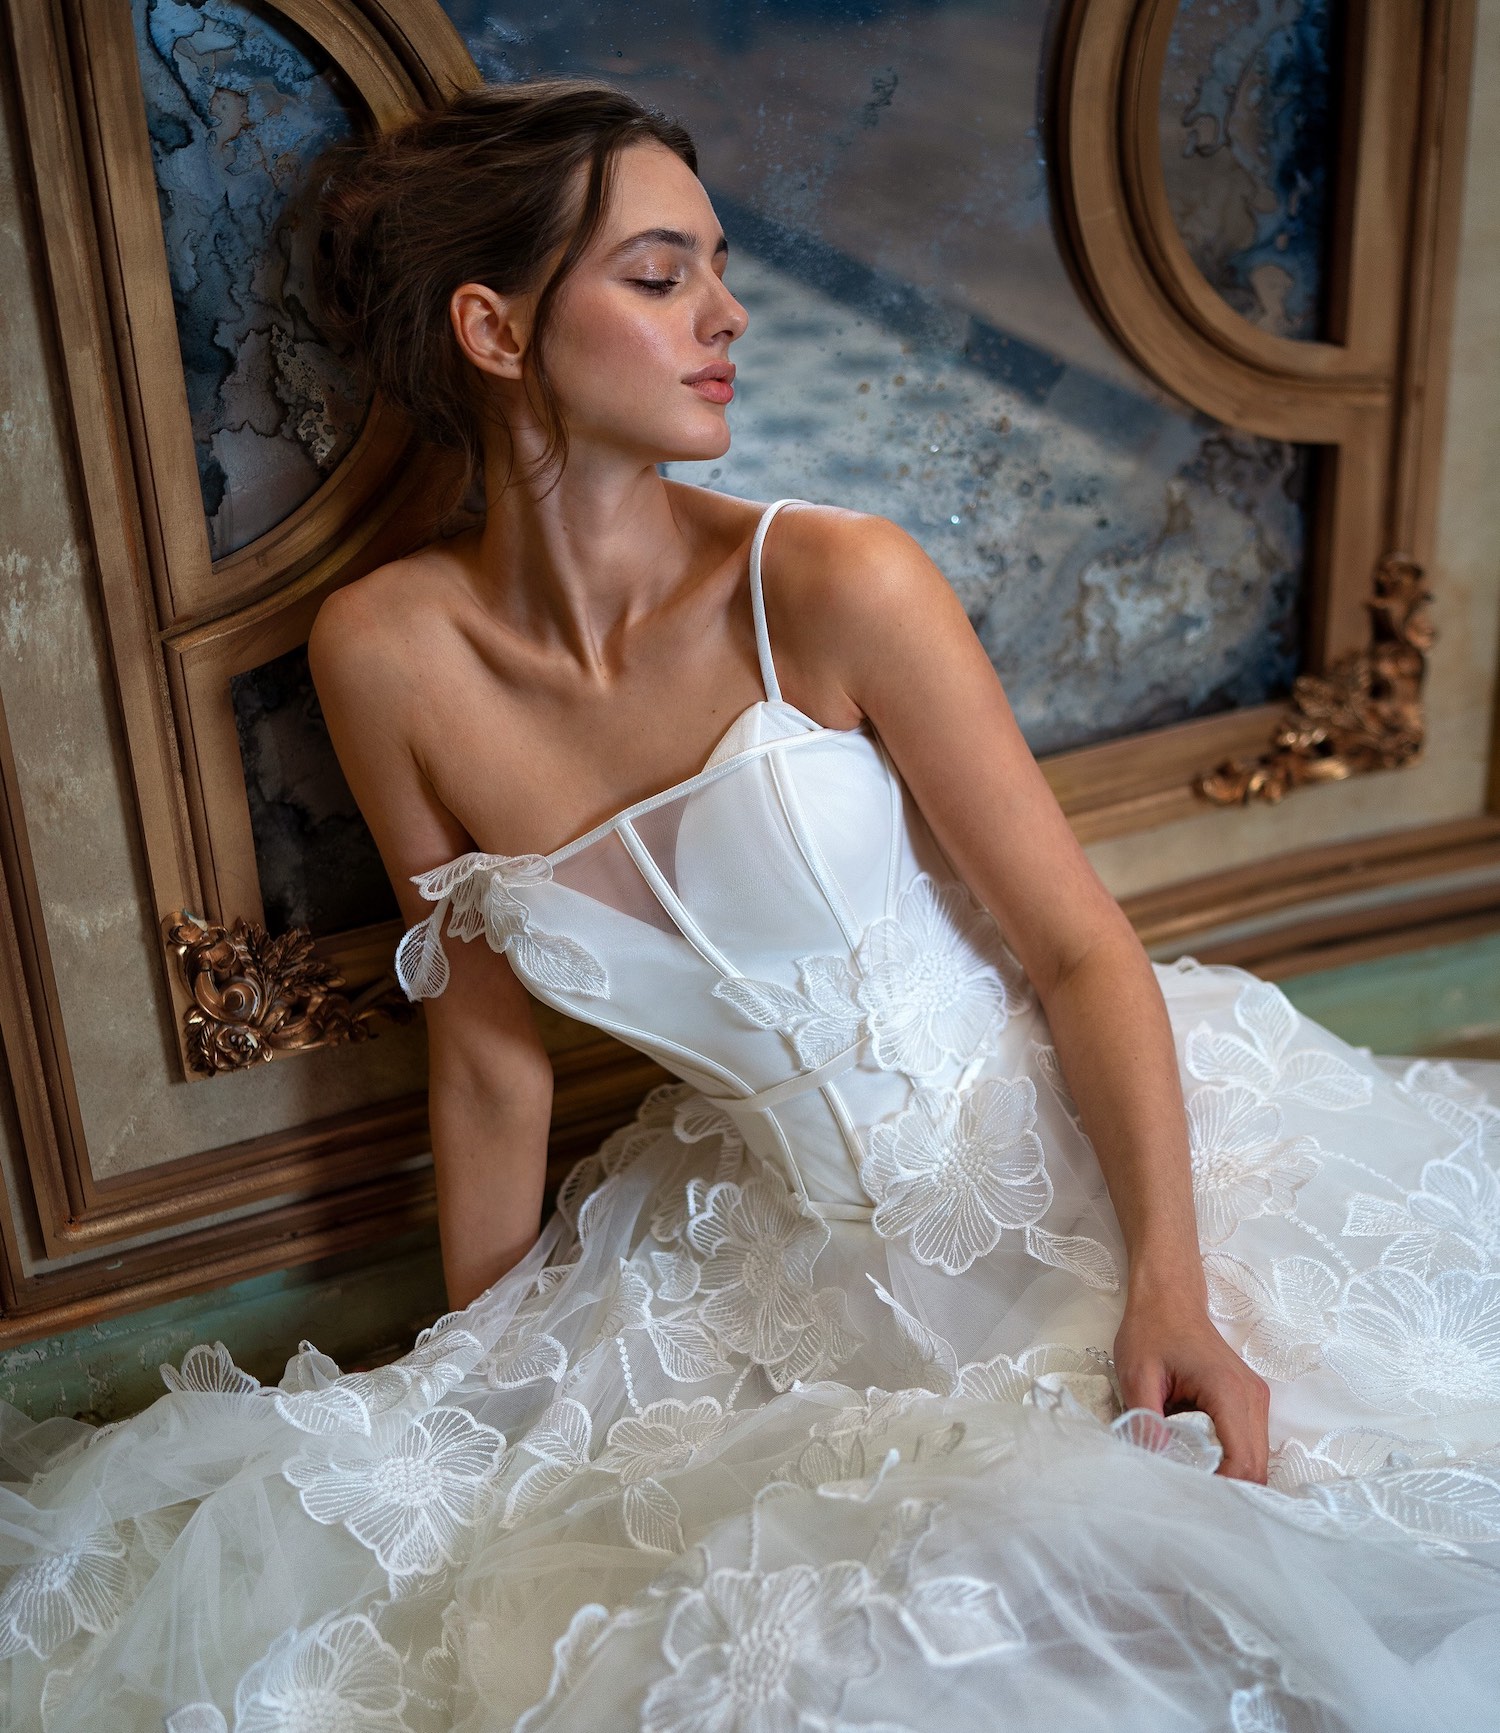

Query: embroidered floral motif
left=684, top=1174, right=859, bottom=1388
left=596, top=1398, right=728, bottom=1553
left=856, top=872, right=1028, bottom=1077
left=1186, top=980, right=1372, bottom=1110
left=1186, top=1084, right=1322, bottom=1247
left=275, top=1326, right=482, bottom=1437
left=397, top=852, right=607, bottom=1002
left=234, top=1611, right=411, bottom=1733
left=1203, top=1252, right=1340, bottom=1382
left=644, top=1562, right=879, bottom=1733
left=503, top=1398, right=593, bottom=1525
left=159, top=1340, right=263, bottom=1401
left=598, top=1397, right=727, bottom=1486
left=1397, top=1061, right=1500, bottom=1159
left=0, top=1524, right=127, bottom=1661
left=712, top=871, right=1026, bottom=1080
left=284, top=1407, right=507, bottom=1589
left=1267, top=1424, right=1455, bottom=1491
left=1343, top=1148, right=1500, bottom=1277
left=1325, top=1267, right=1500, bottom=1414
left=859, top=1077, right=1050, bottom=1274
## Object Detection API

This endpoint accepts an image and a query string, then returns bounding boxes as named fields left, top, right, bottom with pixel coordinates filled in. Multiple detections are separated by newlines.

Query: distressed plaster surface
left=1161, top=0, right=1335, bottom=340
left=1090, top=0, right=1500, bottom=899
left=0, top=67, right=430, bottom=1192
left=132, top=0, right=368, bottom=558
left=448, top=0, right=1311, bottom=756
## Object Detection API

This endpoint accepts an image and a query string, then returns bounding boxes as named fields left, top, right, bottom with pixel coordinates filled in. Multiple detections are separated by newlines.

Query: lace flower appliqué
left=284, top=1406, right=507, bottom=1590
left=684, top=1175, right=861, bottom=1388
left=1325, top=1267, right=1500, bottom=1415
left=860, top=1076, right=1118, bottom=1285
left=0, top=1524, right=128, bottom=1661
left=713, top=871, right=1027, bottom=1080
left=233, top=1611, right=410, bottom=1733
left=396, top=852, right=607, bottom=1002
left=1186, top=979, right=1371, bottom=1110
left=644, top=1562, right=878, bottom=1733
left=1187, top=1084, right=1321, bottom=1247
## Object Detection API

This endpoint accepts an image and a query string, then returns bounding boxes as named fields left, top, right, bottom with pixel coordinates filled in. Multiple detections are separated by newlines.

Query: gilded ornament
left=1196, top=556, right=1433, bottom=806
left=162, top=911, right=412, bottom=1076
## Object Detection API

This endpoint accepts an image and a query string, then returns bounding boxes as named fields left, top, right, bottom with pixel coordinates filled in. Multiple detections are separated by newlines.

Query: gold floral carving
left=1195, top=556, right=1433, bottom=807
left=163, top=912, right=413, bottom=1076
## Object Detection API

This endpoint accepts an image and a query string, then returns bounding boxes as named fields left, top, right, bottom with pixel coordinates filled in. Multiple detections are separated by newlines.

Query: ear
left=450, top=281, right=531, bottom=381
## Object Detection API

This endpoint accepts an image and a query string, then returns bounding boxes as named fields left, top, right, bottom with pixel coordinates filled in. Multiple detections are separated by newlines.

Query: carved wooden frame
left=0, top=0, right=671, bottom=1341
left=1049, top=0, right=1478, bottom=836
left=0, top=0, right=1492, bottom=1347
left=12, top=0, right=1482, bottom=1028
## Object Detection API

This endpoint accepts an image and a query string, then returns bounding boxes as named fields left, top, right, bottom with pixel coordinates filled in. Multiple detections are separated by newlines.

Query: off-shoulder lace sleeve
left=394, top=852, right=607, bottom=1002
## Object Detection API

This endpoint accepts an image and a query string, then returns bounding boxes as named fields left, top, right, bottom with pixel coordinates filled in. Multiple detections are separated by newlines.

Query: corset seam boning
left=616, top=819, right=742, bottom=979
left=766, top=742, right=863, bottom=951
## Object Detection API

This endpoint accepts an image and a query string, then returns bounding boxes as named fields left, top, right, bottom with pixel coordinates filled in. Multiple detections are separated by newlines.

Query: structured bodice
left=395, top=501, right=1034, bottom=1220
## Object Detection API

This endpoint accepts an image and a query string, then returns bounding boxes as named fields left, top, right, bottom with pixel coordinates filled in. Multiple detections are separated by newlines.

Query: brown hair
left=317, top=78, right=697, bottom=496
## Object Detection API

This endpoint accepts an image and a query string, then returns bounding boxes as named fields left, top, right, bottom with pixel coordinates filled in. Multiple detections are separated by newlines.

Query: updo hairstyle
left=318, top=79, right=697, bottom=492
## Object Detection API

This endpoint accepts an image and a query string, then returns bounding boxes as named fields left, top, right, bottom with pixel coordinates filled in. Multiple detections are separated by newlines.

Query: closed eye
left=629, top=277, right=680, bottom=294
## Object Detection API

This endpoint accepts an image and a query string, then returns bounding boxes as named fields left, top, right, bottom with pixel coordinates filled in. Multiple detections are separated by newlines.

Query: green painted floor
left=4, top=930, right=1497, bottom=1426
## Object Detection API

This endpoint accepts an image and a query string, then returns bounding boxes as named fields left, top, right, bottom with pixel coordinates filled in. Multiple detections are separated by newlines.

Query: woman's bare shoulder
left=307, top=536, right=471, bottom=718
left=758, top=503, right=964, bottom=705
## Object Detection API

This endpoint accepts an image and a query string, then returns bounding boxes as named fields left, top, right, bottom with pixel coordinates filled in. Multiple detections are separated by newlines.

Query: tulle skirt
left=4, top=960, right=1500, bottom=1731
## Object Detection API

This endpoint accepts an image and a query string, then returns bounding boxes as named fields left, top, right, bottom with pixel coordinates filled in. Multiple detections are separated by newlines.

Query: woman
left=4, top=80, right=1499, bottom=1732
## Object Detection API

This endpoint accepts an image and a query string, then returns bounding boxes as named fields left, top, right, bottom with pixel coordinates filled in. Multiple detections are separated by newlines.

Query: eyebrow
left=611, top=227, right=729, bottom=259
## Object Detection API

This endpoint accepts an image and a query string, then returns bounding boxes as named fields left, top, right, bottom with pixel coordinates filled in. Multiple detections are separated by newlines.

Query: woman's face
left=536, top=141, right=750, bottom=467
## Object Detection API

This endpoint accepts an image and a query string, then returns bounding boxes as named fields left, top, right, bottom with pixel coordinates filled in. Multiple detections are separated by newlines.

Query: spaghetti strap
left=748, top=497, right=802, bottom=703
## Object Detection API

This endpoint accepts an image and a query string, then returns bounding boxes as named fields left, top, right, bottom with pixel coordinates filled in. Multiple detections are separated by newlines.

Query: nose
left=702, top=273, right=749, bottom=346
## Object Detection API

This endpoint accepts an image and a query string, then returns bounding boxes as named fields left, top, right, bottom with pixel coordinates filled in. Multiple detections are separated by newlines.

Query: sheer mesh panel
left=663, top=751, right=850, bottom=971
left=550, top=828, right=679, bottom=938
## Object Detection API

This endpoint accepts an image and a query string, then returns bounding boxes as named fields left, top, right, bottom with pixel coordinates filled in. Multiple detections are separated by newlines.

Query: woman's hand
left=1113, top=1287, right=1271, bottom=1482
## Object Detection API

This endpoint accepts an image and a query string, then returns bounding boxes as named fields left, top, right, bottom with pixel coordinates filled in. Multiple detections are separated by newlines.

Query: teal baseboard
left=1279, top=928, right=1500, bottom=1061
left=0, top=1230, right=446, bottom=1427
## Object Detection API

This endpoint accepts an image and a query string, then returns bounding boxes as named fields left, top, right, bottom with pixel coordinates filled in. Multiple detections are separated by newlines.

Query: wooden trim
left=0, top=1021, right=670, bottom=1332
left=1125, top=814, right=1500, bottom=958
left=3, top=0, right=204, bottom=1027
left=1043, top=706, right=1284, bottom=843
left=0, top=626, right=667, bottom=1266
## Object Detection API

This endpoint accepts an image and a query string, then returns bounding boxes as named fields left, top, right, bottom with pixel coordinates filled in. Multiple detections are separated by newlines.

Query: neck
left=469, top=437, right=696, bottom=674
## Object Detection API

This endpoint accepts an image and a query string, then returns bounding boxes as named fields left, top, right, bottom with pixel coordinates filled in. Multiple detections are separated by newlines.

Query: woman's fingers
left=1205, top=1367, right=1271, bottom=1482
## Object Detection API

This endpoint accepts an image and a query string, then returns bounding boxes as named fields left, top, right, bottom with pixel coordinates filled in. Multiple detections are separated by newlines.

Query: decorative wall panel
left=132, top=0, right=370, bottom=557
left=444, top=0, right=1312, bottom=756
left=1160, top=0, right=1340, bottom=341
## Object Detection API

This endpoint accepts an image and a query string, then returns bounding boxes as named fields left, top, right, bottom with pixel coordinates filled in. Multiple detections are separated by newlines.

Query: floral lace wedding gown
left=7, top=500, right=1500, bottom=1733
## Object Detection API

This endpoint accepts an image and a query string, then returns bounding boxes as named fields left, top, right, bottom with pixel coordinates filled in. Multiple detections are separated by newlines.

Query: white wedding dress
left=5, top=499, right=1500, bottom=1732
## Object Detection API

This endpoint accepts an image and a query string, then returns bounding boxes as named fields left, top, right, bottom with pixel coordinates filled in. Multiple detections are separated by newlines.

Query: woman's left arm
left=777, top=509, right=1271, bottom=1482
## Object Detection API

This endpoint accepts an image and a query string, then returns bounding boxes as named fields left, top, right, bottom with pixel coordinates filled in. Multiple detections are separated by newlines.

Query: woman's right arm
left=308, top=578, right=554, bottom=1310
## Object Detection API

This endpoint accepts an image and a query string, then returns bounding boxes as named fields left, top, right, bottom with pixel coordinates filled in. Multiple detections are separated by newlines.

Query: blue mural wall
left=132, top=0, right=368, bottom=558
left=129, top=0, right=1338, bottom=936
left=1161, top=0, right=1339, bottom=340
left=442, top=0, right=1315, bottom=754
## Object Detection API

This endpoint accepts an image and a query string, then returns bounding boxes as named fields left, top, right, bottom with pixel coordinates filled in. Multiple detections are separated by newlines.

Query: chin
left=651, top=414, right=733, bottom=466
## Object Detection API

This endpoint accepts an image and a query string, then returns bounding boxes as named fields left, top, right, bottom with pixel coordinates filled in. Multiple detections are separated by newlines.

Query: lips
left=684, top=362, right=735, bottom=405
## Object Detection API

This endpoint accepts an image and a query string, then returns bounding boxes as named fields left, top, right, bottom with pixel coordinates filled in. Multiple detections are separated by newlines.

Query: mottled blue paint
left=441, top=0, right=1309, bottom=755
left=231, top=646, right=399, bottom=936
left=1161, top=0, right=1338, bottom=340
left=131, top=0, right=368, bottom=556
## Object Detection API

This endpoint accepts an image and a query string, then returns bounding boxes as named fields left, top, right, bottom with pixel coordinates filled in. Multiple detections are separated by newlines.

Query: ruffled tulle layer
left=4, top=963, right=1500, bottom=1730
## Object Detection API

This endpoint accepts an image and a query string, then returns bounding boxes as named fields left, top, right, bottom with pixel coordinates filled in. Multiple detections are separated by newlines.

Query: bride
left=5, top=78, right=1500, bottom=1733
